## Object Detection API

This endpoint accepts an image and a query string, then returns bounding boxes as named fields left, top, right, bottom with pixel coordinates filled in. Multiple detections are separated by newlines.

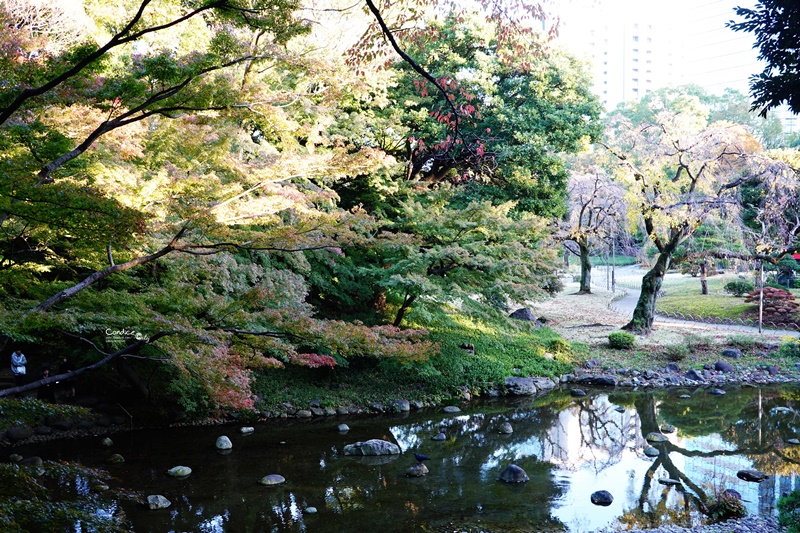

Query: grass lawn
left=656, top=273, right=756, bottom=320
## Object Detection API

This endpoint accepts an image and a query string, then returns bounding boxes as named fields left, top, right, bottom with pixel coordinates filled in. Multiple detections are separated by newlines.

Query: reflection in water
left=18, top=386, right=800, bottom=532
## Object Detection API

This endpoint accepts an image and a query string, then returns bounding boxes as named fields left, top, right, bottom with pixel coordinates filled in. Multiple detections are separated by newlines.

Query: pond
left=18, top=385, right=800, bottom=532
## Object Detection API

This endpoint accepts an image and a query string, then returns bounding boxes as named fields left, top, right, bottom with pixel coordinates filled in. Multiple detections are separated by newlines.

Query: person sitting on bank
left=11, top=350, right=27, bottom=386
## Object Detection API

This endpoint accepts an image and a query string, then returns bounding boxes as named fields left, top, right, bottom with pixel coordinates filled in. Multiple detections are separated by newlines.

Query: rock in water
left=166, top=466, right=191, bottom=477
left=147, top=495, right=172, bottom=510
left=499, top=464, right=529, bottom=483
left=259, top=474, right=286, bottom=486
left=643, top=446, right=660, bottom=458
left=660, top=423, right=676, bottom=434
left=406, top=463, right=429, bottom=477
left=431, top=432, right=446, bottom=441
left=343, top=439, right=401, bottom=456
left=240, top=427, right=255, bottom=435
left=737, top=469, right=768, bottom=483
left=499, top=422, right=513, bottom=434
left=216, top=435, right=233, bottom=450
left=337, top=424, right=350, bottom=432
left=591, top=490, right=613, bottom=506
left=107, top=454, right=125, bottom=464
left=645, top=432, right=669, bottom=444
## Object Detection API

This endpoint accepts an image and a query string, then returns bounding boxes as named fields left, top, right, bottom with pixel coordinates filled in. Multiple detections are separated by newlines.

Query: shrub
left=778, top=489, right=800, bottom=533
left=608, top=332, right=635, bottom=349
left=707, top=491, right=747, bottom=523
left=744, top=287, right=799, bottom=324
left=778, top=337, right=800, bottom=358
left=663, top=345, right=689, bottom=362
left=724, top=280, right=754, bottom=297
left=547, top=338, right=572, bottom=354
left=684, top=334, right=712, bottom=352
left=726, top=334, right=764, bottom=351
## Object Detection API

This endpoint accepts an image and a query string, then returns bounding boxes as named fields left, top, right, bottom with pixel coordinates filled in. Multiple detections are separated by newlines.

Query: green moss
left=0, top=399, right=91, bottom=432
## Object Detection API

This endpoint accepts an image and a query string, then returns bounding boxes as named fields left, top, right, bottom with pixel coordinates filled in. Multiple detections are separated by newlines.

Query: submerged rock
left=643, top=446, right=660, bottom=458
left=431, top=432, right=446, bottom=441
left=499, top=422, right=513, bottom=434
left=166, top=466, right=191, bottom=477
left=147, top=495, right=171, bottom=510
left=406, top=463, right=429, bottom=477
left=240, top=427, right=255, bottom=435
left=660, top=423, right=676, bottom=434
left=216, top=436, right=233, bottom=450
left=260, top=474, right=286, bottom=486
left=645, top=432, right=669, bottom=444
left=499, top=464, right=529, bottom=483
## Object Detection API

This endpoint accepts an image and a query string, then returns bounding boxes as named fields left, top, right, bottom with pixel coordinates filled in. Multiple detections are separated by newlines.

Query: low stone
left=390, top=399, right=411, bottom=412
left=509, top=308, right=537, bottom=321
left=337, top=424, right=350, bottom=432
left=787, top=438, right=800, bottom=445
left=166, top=465, right=191, bottom=477
left=147, top=495, right=171, bottom=510
left=710, top=388, right=726, bottom=396
left=766, top=366, right=780, bottom=376
left=406, top=463, right=429, bottom=477
left=590, top=490, right=613, bottom=506
left=664, top=363, right=680, bottom=373
left=101, top=437, right=113, bottom=447
left=107, top=454, right=125, bottom=464
left=310, top=407, right=325, bottom=416
left=703, top=363, right=714, bottom=370
left=6, top=426, right=33, bottom=442
left=259, top=474, right=286, bottom=486
left=94, top=484, right=109, bottom=492
left=683, top=369, right=705, bottom=382
left=9, top=454, right=22, bottom=463
left=337, top=407, right=350, bottom=415
left=431, top=432, right=446, bottom=441
left=368, top=403, right=384, bottom=413
left=504, top=377, right=537, bottom=395
left=614, top=406, right=625, bottom=413
left=722, top=348, right=743, bottom=359
left=703, top=369, right=715, bottom=379
left=324, top=408, right=336, bottom=416
left=443, top=406, right=461, bottom=413
left=296, top=410, right=313, bottom=418
left=305, top=507, right=317, bottom=514
left=658, top=478, right=682, bottom=486
left=571, top=388, right=586, bottom=397
left=645, top=432, right=669, bottom=444
left=498, top=464, right=529, bottom=483
left=343, top=439, right=401, bottom=456
left=679, top=394, right=691, bottom=399
left=643, top=446, right=660, bottom=457
left=574, top=374, right=618, bottom=387
left=499, top=422, right=513, bottom=434
left=19, top=456, right=42, bottom=466
left=240, top=427, right=255, bottom=435
left=585, top=358, right=601, bottom=368
left=310, top=399, right=321, bottom=408
left=715, top=361, right=735, bottom=373
left=411, top=400, right=425, bottom=409
left=737, top=469, right=768, bottom=483
left=532, top=377, right=556, bottom=392
left=216, top=436, right=233, bottom=450
left=660, top=423, right=676, bottom=434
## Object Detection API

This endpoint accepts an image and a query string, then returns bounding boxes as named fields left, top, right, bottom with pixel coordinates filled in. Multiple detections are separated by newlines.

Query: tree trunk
left=700, top=262, right=708, bottom=295
left=393, top=293, right=417, bottom=327
left=578, top=241, right=591, bottom=294
left=624, top=247, right=674, bottom=332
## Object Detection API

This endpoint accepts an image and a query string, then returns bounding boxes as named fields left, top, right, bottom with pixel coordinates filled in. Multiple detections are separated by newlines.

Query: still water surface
left=22, top=385, right=800, bottom=532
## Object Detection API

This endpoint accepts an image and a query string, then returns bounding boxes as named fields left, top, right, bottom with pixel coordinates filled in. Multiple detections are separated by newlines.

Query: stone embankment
left=595, top=515, right=784, bottom=533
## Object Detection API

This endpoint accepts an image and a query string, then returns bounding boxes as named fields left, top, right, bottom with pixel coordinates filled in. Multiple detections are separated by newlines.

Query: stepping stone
left=591, top=490, right=613, bottom=506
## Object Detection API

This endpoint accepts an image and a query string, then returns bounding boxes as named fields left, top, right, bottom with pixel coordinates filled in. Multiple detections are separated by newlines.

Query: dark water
left=18, top=385, right=800, bottom=532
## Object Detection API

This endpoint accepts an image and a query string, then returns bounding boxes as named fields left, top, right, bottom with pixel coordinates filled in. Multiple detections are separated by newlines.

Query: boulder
left=532, top=377, right=556, bottom=392
left=715, top=361, right=735, bottom=373
left=368, top=403, right=384, bottom=413
left=683, top=369, right=706, bottom=382
left=498, top=464, right=529, bottom=483
left=101, top=437, right=114, bottom=447
left=571, top=388, right=587, bottom=397
left=337, top=424, right=350, bottom=432
left=509, top=308, right=538, bottom=322
left=499, top=422, right=513, bottom=434
left=590, top=490, right=613, bottom=506
left=504, top=377, right=537, bottom=395
left=721, top=348, right=743, bottom=359
left=296, top=410, right=313, bottom=418
left=574, top=374, right=618, bottom=387
left=766, top=365, right=780, bottom=376
left=259, top=474, right=286, bottom=486
left=166, top=465, right=191, bottom=477
left=216, top=436, right=233, bottom=450
left=147, top=495, right=172, bottom=510
left=343, top=439, right=401, bottom=456
left=660, top=423, right=676, bottom=434
left=390, top=399, right=410, bottom=413
left=443, top=406, right=461, bottom=413
left=310, top=408, right=325, bottom=416
left=664, top=363, right=680, bottom=373
left=645, top=432, right=669, bottom=444
left=6, top=426, right=33, bottom=442
left=737, top=469, right=768, bottom=483
left=405, top=463, right=429, bottom=477
left=643, top=446, right=660, bottom=458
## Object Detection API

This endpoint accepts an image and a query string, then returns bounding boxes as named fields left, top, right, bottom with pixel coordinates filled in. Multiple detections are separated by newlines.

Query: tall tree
left=728, top=0, right=800, bottom=116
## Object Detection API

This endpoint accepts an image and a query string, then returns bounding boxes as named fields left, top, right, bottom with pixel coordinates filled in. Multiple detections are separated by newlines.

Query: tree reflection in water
left=20, top=386, right=800, bottom=532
